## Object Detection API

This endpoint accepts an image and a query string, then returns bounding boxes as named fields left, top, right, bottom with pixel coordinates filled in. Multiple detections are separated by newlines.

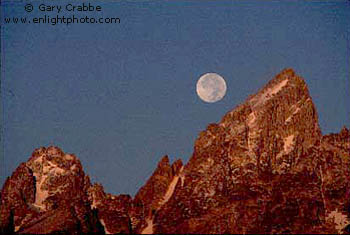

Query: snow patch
left=163, top=176, right=179, bottom=204
left=32, top=160, right=68, bottom=210
left=90, top=197, right=98, bottom=210
left=161, top=167, right=183, bottom=206
left=15, top=226, right=20, bottom=232
left=33, top=173, right=49, bottom=210
left=64, top=154, right=74, bottom=161
left=252, top=79, right=289, bottom=107
left=327, top=209, right=350, bottom=234
left=42, top=161, right=65, bottom=175
left=283, top=135, right=294, bottom=154
left=247, top=112, right=256, bottom=126
left=246, top=111, right=260, bottom=155
left=180, top=174, right=185, bottom=187
left=140, top=166, right=185, bottom=234
left=202, top=139, right=213, bottom=148
left=285, top=116, right=292, bottom=123
left=285, top=107, right=301, bottom=123
left=100, top=219, right=112, bottom=234
left=246, top=111, right=260, bottom=156
left=34, top=155, right=43, bottom=164
left=276, top=135, right=295, bottom=160
left=141, top=218, right=154, bottom=234
left=70, top=164, right=78, bottom=171
left=269, top=79, right=288, bottom=96
left=292, top=107, right=301, bottom=115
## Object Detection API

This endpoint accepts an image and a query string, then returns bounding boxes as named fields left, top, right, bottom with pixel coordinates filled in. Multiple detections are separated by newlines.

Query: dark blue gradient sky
left=1, top=1, right=349, bottom=195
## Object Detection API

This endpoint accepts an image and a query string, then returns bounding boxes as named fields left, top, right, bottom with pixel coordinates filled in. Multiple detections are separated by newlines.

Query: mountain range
left=1, top=68, right=349, bottom=234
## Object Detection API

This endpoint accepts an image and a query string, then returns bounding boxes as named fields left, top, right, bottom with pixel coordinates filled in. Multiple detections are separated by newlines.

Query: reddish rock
left=153, top=68, right=349, bottom=234
left=1, top=68, right=349, bottom=234
left=88, top=183, right=132, bottom=234
left=133, top=156, right=184, bottom=233
left=0, top=146, right=102, bottom=234
left=134, top=156, right=174, bottom=217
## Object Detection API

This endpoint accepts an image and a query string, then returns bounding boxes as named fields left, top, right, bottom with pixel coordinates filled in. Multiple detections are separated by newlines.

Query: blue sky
left=1, top=0, right=349, bottom=195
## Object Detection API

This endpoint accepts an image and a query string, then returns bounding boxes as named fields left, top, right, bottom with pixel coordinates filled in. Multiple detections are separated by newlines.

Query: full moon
left=196, top=73, right=227, bottom=103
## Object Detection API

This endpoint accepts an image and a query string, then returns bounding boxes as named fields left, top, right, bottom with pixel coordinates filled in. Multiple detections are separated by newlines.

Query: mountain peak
left=219, top=68, right=320, bottom=165
left=152, top=69, right=348, bottom=234
left=25, top=146, right=86, bottom=211
left=1, top=69, right=349, bottom=234
left=0, top=146, right=100, bottom=233
left=190, top=69, right=321, bottom=174
left=248, top=68, right=301, bottom=108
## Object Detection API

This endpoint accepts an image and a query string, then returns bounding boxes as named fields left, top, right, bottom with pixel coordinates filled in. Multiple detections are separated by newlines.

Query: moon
left=196, top=73, right=227, bottom=103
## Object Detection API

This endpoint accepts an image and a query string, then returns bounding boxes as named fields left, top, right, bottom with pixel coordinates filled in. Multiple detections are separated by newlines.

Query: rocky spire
left=0, top=146, right=101, bottom=234
left=153, top=69, right=348, bottom=234
left=1, top=69, right=349, bottom=234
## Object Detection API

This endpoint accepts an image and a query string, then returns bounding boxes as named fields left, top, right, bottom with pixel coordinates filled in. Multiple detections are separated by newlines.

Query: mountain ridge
left=1, top=68, right=349, bottom=234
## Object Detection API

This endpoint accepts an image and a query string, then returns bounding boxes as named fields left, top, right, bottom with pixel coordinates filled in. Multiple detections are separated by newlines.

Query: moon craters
left=196, top=73, right=227, bottom=103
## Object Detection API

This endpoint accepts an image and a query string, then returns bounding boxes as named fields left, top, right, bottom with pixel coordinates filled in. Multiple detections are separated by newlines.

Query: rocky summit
left=1, top=68, right=349, bottom=234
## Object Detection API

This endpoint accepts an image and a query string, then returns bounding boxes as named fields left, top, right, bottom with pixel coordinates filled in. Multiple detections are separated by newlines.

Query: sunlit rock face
left=0, top=146, right=102, bottom=234
left=133, top=156, right=184, bottom=234
left=26, top=146, right=87, bottom=211
left=152, top=68, right=349, bottom=234
left=87, top=183, right=133, bottom=234
left=1, top=68, right=349, bottom=234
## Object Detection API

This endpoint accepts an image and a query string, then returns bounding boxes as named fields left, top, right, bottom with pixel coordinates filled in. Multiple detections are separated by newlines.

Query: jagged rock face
left=88, top=183, right=132, bottom=234
left=320, top=130, right=350, bottom=233
left=322, top=127, right=350, bottom=152
left=0, top=146, right=102, bottom=234
left=152, top=69, right=349, bottom=234
left=133, top=156, right=184, bottom=234
left=0, top=163, right=36, bottom=234
left=135, top=156, right=174, bottom=218
left=218, top=68, right=321, bottom=174
left=1, top=68, right=349, bottom=234
left=25, top=146, right=90, bottom=211
left=82, top=156, right=185, bottom=234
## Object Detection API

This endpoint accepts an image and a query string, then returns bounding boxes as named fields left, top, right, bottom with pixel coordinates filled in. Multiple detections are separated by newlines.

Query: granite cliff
left=1, top=69, right=349, bottom=234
